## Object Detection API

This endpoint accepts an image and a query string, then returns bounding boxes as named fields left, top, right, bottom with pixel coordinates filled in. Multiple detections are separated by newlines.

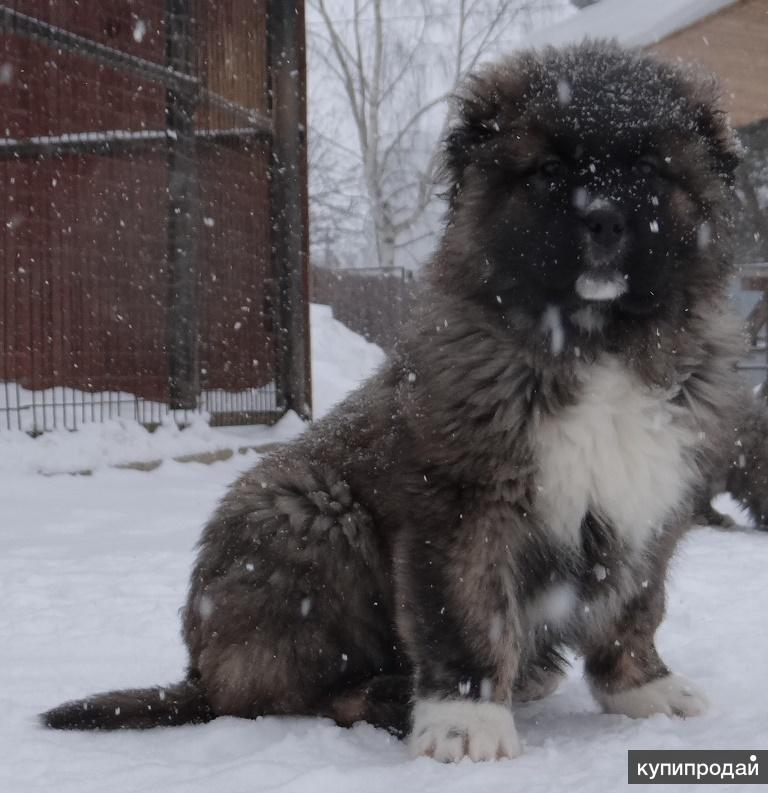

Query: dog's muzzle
left=577, top=201, right=629, bottom=301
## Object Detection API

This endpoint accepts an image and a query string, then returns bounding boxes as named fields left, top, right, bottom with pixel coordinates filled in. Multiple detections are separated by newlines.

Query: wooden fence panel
left=311, top=267, right=420, bottom=352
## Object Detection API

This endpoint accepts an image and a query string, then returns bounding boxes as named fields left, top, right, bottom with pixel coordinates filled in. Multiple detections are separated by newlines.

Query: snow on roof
left=524, top=0, right=740, bottom=49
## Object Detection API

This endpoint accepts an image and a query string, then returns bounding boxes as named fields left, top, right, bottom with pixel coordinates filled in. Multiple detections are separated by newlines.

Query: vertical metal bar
left=15, top=382, right=22, bottom=431
left=3, top=382, right=10, bottom=431
left=2, top=186, right=14, bottom=429
left=166, top=0, right=201, bottom=409
left=764, top=287, right=768, bottom=399
left=268, top=0, right=311, bottom=420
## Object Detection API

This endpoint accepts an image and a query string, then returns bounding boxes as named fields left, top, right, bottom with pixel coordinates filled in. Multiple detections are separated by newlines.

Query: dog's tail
left=41, top=677, right=213, bottom=730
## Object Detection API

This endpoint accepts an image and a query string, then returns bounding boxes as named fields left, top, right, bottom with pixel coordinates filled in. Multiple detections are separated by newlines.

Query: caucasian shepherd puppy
left=45, top=41, right=748, bottom=762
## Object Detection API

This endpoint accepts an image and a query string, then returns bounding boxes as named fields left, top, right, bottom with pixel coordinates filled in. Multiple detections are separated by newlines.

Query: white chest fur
left=533, top=355, right=697, bottom=547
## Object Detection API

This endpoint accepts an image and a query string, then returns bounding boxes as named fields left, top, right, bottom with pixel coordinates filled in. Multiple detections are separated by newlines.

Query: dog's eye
left=636, top=158, right=659, bottom=177
left=540, top=158, right=565, bottom=178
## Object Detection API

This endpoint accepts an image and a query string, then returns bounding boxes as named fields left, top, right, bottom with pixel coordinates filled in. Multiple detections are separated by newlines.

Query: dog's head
left=434, top=41, right=740, bottom=336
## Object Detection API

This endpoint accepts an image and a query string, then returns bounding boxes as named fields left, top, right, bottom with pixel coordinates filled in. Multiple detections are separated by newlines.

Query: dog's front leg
left=395, top=513, right=522, bottom=762
left=583, top=573, right=708, bottom=719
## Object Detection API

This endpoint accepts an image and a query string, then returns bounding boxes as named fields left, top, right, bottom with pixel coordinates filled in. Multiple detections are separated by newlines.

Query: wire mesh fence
left=311, top=266, right=420, bottom=352
left=737, top=262, right=768, bottom=392
left=0, top=0, right=309, bottom=433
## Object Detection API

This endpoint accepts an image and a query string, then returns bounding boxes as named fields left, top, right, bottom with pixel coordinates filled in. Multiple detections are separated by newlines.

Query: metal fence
left=311, top=266, right=420, bottom=352
left=0, top=0, right=310, bottom=432
left=738, top=261, right=768, bottom=390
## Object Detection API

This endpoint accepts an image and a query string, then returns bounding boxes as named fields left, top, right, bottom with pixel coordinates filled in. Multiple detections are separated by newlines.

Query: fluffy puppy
left=44, top=41, right=748, bottom=763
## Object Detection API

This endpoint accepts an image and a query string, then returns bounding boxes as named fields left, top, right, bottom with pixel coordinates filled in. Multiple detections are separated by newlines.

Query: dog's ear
left=687, top=76, right=742, bottom=183
left=441, top=73, right=503, bottom=195
left=696, top=105, right=741, bottom=184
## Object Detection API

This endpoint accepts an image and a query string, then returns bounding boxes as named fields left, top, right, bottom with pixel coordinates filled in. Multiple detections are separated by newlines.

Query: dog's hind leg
left=184, top=461, right=402, bottom=723
left=513, top=661, right=566, bottom=703
left=318, top=674, right=413, bottom=736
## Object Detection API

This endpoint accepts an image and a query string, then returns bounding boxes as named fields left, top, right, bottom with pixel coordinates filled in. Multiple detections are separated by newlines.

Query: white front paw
left=409, top=699, right=522, bottom=762
left=593, top=673, right=709, bottom=718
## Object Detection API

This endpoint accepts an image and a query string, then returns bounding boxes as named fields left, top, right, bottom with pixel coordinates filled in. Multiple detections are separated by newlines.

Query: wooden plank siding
left=194, top=0, right=275, bottom=396
left=12, top=0, right=166, bottom=63
left=0, top=0, right=308, bottom=429
left=197, top=142, right=274, bottom=394
left=0, top=148, right=170, bottom=399
left=649, top=0, right=768, bottom=127
left=195, top=0, right=269, bottom=124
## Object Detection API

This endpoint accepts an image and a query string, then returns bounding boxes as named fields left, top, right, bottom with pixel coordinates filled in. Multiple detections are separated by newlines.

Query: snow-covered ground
left=0, top=303, right=385, bottom=476
left=307, top=303, right=386, bottom=418
left=1, top=309, right=767, bottom=793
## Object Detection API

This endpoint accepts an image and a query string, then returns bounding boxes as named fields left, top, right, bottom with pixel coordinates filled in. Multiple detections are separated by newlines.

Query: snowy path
left=2, top=453, right=767, bottom=793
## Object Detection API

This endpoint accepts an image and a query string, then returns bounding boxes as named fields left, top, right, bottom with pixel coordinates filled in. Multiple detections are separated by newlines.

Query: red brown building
left=0, top=1, right=310, bottom=431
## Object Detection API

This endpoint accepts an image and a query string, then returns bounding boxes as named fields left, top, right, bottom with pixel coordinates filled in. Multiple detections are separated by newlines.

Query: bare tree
left=307, top=0, right=572, bottom=271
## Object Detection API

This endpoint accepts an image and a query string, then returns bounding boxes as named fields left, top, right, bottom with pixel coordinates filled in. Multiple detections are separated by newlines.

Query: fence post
left=166, top=0, right=201, bottom=409
left=268, top=0, right=312, bottom=420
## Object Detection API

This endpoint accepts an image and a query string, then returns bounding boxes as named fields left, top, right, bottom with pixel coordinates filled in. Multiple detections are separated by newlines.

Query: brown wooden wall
left=196, top=0, right=269, bottom=127
left=198, top=142, right=273, bottom=393
left=0, top=0, right=295, bottom=428
left=650, top=0, right=768, bottom=127
left=3, top=1, right=166, bottom=139
left=12, top=0, right=166, bottom=61
left=1, top=148, right=170, bottom=399
left=1, top=0, right=170, bottom=399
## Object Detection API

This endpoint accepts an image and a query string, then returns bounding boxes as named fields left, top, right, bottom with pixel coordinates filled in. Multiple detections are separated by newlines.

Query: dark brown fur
left=695, top=386, right=768, bottom=529
left=44, top=42, right=752, bottom=755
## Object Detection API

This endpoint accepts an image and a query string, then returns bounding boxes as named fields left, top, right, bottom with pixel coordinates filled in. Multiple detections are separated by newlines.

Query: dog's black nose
left=584, top=207, right=626, bottom=255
